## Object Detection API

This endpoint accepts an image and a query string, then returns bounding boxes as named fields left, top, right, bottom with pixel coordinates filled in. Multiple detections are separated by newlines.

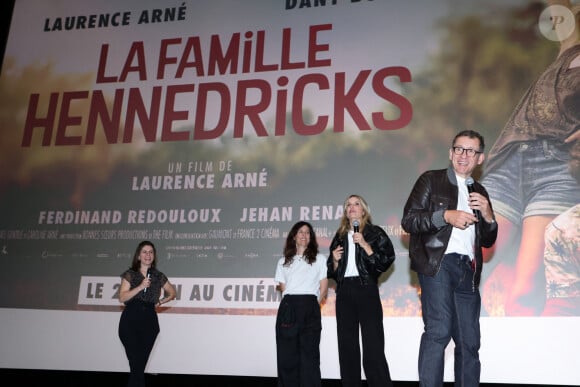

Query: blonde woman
left=327, top=194, right=395, bottom=387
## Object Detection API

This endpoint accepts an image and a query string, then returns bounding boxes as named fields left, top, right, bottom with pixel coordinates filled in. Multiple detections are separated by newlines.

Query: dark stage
left=0, top=369, right=575, bottom=387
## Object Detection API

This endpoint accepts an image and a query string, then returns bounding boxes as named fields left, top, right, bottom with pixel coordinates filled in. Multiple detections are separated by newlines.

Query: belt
left=446, top=252, right=475, bottom=271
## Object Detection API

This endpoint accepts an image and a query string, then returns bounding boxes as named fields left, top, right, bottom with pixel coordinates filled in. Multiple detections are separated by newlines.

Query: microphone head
left=352, top=220, right=360, bottom=231
left=465, top=177, right=475, bottom=194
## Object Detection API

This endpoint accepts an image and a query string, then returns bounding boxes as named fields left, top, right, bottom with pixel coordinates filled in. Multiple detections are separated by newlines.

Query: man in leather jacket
left=401, top=130, right=497, bottom=387
left=327, top=194, right=395, bottom=387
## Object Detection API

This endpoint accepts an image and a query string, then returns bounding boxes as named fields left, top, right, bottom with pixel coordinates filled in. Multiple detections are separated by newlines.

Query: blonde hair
left=335, top=194, right=373, bottom=237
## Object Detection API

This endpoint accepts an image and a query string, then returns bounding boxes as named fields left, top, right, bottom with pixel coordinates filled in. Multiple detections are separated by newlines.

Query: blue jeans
left=418, top=253, right=481, bottom=387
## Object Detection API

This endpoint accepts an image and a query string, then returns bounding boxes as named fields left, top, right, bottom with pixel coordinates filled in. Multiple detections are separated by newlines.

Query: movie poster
left=0, top=0, right=578, bottom=327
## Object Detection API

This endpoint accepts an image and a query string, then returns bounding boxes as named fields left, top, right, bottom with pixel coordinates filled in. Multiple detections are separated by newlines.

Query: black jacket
left=327, top=223, right=395, bottom=292
left=401, top=166, right=497, bottom=287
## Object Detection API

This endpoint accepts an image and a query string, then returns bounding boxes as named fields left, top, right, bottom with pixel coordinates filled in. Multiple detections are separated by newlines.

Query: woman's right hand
left=140, top=276, right=151, bottom=291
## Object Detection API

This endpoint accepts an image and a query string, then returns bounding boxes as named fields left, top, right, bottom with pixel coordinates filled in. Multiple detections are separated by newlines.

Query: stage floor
left=0, top=369, right=575, bottom=387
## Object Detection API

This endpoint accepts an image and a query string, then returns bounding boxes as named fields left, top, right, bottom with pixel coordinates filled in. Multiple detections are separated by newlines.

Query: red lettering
left=119, top=41, right=147, bottom=82
left=96, top=44, right=117, bottom=83
left=275, top=77, right=289, bottom=136
left=21, top=93, right=58, bottom=146
left=308, top=24, right=332, bottom=67
left=86, top=89, right=124, bottom=144
left=161, top=84, right=195, bottom=141
left=281, top=28, right=305, bottom=70
left=194, top=83, right=230, bottom=140
left=293, top=73, right=329, bottom=135
left=234, top=79, right=271, bottom=138
left=123, top=87, right=162, bottom=143
left=334, top=70, right=371, bottom=132
left=255, top=30, right=278, bottom=72
left=208, top=33, right=240, bottom=76
left=372, top=66, right=412, bottom=130
left=176, top=37, right=205, bottom=78
left=157, top=38, right=182, bottom=79
left=55, top=91, right=88, bottom=146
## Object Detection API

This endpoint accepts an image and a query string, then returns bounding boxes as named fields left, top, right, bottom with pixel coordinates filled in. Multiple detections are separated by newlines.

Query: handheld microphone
left=352, top=220, right=360, bottom=245
left=465, top=177, right=481, bottom=220
left=144, top=268, right=151, bottom=293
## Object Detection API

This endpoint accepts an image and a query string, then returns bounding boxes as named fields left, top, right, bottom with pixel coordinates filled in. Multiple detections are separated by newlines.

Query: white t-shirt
left=275, top=253, right=328, bottom=297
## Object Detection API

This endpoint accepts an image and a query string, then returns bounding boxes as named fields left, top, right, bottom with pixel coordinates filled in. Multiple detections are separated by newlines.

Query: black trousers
left=118, top=301, right=160, bottom=387
left=336, top=277, right=392, bottom=387
left=276, top=294, right=322, bottom=387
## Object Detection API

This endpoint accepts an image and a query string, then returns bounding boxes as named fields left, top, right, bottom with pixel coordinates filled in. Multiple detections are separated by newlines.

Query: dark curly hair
left=282, top=221, right=319, bottom=266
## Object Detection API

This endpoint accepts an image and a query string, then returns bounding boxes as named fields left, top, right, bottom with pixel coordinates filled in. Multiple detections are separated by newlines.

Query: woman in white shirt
left=275, top=221, right=328, bottom=387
